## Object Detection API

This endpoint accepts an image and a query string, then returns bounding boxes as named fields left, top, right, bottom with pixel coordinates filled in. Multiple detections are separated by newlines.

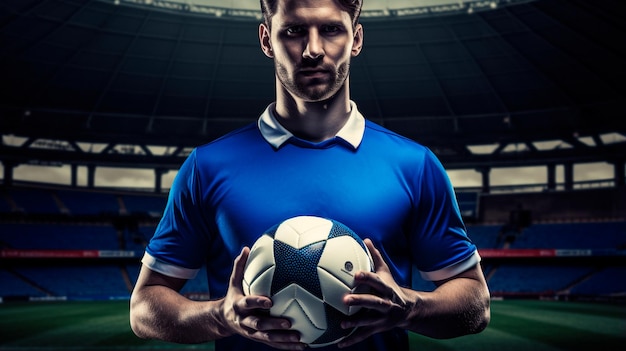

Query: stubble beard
left=276, top=61, right=350, bottom=102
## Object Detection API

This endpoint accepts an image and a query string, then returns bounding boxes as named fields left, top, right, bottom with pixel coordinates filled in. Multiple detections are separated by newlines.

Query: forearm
left=130, top=285, right=231, bottom=344
left=401, top=275, right=490, bottom=339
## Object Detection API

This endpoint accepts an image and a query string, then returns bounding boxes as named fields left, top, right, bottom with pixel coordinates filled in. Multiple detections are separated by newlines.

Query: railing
left=456, top=178, right=617, bottom=194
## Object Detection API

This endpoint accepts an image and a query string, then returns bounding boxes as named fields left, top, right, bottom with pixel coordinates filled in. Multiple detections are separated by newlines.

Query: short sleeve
left=144, top=149, right=211, bottom=278
left=410, top=149, right=479, bottom=281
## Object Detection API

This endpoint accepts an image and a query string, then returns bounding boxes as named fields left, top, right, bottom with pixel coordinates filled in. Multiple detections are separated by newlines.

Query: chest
left=203, top=146, right=416, bottom=247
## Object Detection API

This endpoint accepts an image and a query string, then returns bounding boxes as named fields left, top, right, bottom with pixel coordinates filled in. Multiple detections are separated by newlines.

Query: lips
left=299, top=69, right=330, bottom=78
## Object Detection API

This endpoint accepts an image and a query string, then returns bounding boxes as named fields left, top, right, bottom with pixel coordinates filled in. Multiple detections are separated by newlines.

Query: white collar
left=257, top=101, right=365, bottom=149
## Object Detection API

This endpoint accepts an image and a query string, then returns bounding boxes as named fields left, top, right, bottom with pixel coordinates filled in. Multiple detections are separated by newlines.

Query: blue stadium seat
left=0, top=223, right=119, bottom=250
left=0, top=269, right=46, bottom=297
left=0, top=191, right=15, bottom=213
left=56, top=189, right=120, bottom=215
left=121, top=194, right=166, bottom=217
left=467, top=224, right=502, bottom=249
left=15, top=266, right=130, bottom=298
left=7, top=187, right=61, bottom=214
left=570, top=267, right=626, bottom=296
left=509, top=222, right=626, bottom=249
left=488, top=264, right=594, bottom=294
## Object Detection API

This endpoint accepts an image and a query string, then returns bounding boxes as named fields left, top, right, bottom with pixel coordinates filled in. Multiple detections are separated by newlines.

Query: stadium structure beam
left=3, top=139, right=625, bottom=172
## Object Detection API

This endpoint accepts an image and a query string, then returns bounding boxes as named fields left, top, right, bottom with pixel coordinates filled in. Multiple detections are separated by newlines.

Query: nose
left=303, top=29, right=324, bottom=60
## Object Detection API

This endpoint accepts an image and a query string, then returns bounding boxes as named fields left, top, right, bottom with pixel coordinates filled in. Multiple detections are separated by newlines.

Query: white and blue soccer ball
left=242, top=215, right=374, bottom=348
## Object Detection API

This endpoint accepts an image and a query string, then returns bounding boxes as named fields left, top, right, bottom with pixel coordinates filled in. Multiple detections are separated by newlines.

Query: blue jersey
left=144, top=102, right=479, bottom=351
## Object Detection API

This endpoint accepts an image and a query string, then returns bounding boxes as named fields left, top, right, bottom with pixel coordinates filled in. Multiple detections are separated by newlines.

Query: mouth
left=299, top=69, right=330, bottom=79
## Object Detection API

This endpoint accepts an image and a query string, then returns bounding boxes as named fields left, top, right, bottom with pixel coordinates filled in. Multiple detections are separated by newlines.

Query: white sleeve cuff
left=419, top=251, right=481, bottom=282
left=141, top=252, right=200, bottom=280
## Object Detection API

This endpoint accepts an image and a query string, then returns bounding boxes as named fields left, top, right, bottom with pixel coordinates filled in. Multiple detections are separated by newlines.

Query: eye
left=286, top=26, right=305, bottom=36
left=322, top=25, right=343, bottom=35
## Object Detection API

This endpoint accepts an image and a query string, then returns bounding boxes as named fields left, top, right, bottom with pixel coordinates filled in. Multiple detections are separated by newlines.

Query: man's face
left=261, top=0, right=363, bottom=102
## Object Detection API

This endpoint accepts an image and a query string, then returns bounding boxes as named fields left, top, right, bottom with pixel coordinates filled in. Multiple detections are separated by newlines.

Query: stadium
left=1, top=0, right=625, bottom=350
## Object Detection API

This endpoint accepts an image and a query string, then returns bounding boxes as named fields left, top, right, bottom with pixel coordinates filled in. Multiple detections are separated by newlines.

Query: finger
left=363, top=238, right=390, bottom=273
left=352, top=271, right=398, bottom=303
left=345, top=293, right=402, bottom=314
left=238, top=312, right=292, bottom=332
left=354, top=271, right=387, bottom=292
left=236, top=294, right=273, bottom=313
left=229, top=247, right=250, bottom=292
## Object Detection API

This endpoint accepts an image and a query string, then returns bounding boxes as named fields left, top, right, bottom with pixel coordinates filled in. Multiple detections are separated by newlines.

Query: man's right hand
left=219, top=247, right=306, bottom=350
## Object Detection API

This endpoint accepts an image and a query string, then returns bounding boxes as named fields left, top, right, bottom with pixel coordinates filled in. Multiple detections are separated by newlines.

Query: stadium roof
left=1, top=0, right=625, bottom=171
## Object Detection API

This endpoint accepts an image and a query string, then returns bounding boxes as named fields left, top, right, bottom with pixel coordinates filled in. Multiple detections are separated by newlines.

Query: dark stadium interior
left=1, top=0, right=625, bottom=303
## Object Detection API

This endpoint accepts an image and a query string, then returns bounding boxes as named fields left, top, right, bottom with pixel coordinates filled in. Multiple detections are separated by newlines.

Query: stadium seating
left=467, top=225, right=502, bottom=249
left=508, top=222, right=626, bottom=249
left=487, top=264, right=595, bottom=294
left=120, top=194, right=166, bottom=217
left=1, top=185, right=625, bottom=301
left=0, top=199, right=12, bottom=213
left=468, top=221, right=626, bottom=298
left=55, top=190, right=121, bottom=216
left=4, top=187, right=61, bottom=214
left=1, top=223, right=119, bottom=250
left=0, top=269, right=46, bottom=298
left=15, top=266, right=130, bottom=299
left=570, top=267, right=626, bottom=296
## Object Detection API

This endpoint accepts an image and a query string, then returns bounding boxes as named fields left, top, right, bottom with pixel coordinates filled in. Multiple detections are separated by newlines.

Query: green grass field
left=0, top=300, right=624, bottom=350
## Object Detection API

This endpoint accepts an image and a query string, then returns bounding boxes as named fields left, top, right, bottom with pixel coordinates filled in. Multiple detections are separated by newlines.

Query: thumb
left=229, top=247, right=250, bottom=292
left=364, top=238, right=390, bottom=274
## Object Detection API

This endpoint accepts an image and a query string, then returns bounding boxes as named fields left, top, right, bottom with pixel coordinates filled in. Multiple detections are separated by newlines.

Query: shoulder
left=362, top=120, right=448, bottom=182
left=363, top=120, right=433, bottom=157
left=365, top=120, right=425, bottom=146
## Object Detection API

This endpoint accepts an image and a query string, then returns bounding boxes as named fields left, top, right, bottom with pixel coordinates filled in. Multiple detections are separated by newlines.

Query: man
left=129, top=0, right=490, bottom=350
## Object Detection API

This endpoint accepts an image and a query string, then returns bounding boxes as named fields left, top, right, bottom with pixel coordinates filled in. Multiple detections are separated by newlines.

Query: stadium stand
left=456, top=191, right=480, bottom=220
left=570, top=267, right=626, bottom=296
left=1, top=223, right=119, bottom=250
left=508, top=222, right=626, bottom=249
left=0, top=269, right=46, bottom=298
left=487, top=264, right=596, bottom=295
left=0, top=184, right=625, bottom=301
left=5, top=187, right=61, bottom=214
left=120, top=194, right=167, bottom=217
left=0, top=196, right=12, bottom=213
left=14, top=266, right=130, bottom=299
left=55, top=189, right=121, bottom=216
left=467, top=225, right=502, bottom=249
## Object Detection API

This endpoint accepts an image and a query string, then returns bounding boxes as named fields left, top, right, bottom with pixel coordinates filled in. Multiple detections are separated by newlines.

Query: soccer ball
left=242, top=216, right=374, bottom=348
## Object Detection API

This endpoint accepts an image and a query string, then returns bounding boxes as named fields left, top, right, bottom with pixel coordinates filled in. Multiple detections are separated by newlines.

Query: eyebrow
left=278, top=21, right=304, bottom=29
left=279, top=21, right=347, bottom=29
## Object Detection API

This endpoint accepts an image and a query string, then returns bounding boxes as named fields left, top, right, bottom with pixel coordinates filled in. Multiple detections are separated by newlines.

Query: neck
left=274, top=79, right=352, bottom=143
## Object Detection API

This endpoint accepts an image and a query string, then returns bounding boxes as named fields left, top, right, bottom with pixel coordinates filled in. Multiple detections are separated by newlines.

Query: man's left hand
left=338, top=238, right=414, bottom=348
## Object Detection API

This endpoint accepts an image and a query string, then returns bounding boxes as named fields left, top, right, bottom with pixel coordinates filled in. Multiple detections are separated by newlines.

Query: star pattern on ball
left=271, top=240, right=326, bottom=299
left=328, top=223, right=367, bottom=251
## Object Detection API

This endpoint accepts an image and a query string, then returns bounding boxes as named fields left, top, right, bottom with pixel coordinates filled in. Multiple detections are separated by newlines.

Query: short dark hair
left=260, top=0, right=363, bottom=29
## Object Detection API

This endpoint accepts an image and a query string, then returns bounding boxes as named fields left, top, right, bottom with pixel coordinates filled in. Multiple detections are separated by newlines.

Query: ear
left=259, top=23, right=274, bottom=58
left=351, top=23, right=364, bottom=57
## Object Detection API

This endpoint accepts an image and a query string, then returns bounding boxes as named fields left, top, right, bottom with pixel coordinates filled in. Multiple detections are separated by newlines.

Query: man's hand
left=338, top=239, right=414, bottom=348
left=220, top=247, right=306, bottom=350
left=338, top=239, right=490, bottom=347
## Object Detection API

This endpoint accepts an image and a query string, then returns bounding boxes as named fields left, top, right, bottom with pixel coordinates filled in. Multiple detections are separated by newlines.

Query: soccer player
left=129, top=0, right=490, bottom=350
